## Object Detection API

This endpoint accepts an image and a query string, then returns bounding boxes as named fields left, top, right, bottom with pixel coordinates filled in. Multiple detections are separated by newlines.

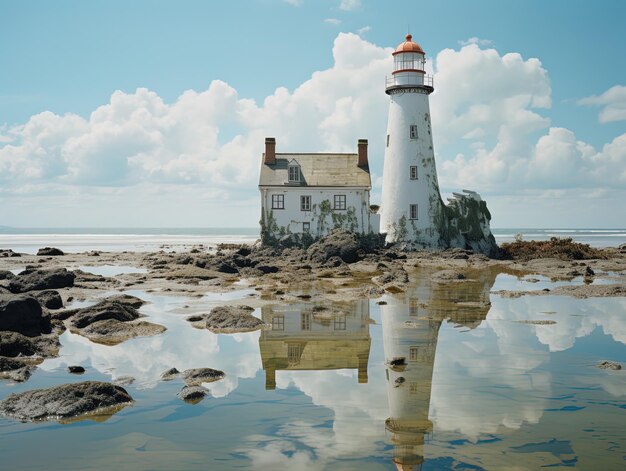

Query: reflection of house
left=259, top=299, right=371, bottom=390
left=381, top=269, right=496, bottom=470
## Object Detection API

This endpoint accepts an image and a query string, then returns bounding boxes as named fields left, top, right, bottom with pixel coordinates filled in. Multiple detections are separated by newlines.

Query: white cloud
left=339, top=0, right=360, bottom=11
left=579, top=85, right=626, bottom=123
left=1, top=33, right=625, bottom=227
left=357, top=25, right=371, bottom=36
left=459, top=37, right=493, bottom=47
left=323, top=18, right=341, bottom=25
left=283, top=0, right=302, bottom=6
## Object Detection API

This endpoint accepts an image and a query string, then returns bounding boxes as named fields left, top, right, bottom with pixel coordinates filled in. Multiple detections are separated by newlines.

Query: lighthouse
left=380, top=34, right=498, bottom=255
left=381, top=34, right=441, bottom=246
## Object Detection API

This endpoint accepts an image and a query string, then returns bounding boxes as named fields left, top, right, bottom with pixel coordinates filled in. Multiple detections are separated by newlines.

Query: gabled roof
left=259, top=153, right=371, bottom=188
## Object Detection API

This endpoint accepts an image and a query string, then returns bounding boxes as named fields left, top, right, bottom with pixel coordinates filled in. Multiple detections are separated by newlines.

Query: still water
left=0, top=270, right=624, bottom=470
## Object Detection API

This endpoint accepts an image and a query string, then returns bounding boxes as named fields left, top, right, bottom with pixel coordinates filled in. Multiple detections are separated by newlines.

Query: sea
left=0, top=227, right=624, bottom=254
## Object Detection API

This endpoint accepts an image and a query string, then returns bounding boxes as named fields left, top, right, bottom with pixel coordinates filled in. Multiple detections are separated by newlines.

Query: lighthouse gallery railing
left=385, top=74, right=434, bottom=88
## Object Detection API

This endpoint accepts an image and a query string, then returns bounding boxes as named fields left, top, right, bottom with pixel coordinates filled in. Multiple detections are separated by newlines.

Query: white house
left=258, top=137, right=380, bottom=243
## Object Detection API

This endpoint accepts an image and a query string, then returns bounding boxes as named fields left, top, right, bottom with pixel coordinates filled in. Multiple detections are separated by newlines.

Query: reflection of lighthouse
left=259, top=299, right=371, bottom=390
left=382, top=282, right=438, bottom=470
left=381, top=269, right=497, bottom=470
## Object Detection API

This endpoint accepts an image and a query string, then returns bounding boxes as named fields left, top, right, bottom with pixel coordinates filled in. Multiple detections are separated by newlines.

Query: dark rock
left=181, top=368, right=225, bottom=386
left=0, top=294, right=51, bottom=336
left=68, top=365, right=85, bottom=374
left=308, top=230, right=360, bottom=264
left=0, top=357, right=28, bottom=372
left=0, top=270, right=15, bottom=280
left=182, top=368, right=225, bottom=385
left=0, top=381, right=133, bottom=421
left=161, top=367, right=180, bottom=381
left=73, top=270, right=106, bottom=283
left=177, top=385, right=209, bottom=403
left=374, top=268, right=409, bottom=286
left=236, top=247, right=251, bottom=257
left=189, top=305, right=264, bottom=333
left=257, top=265, right=279, bottom=274
left=0, top=249, right=21, bottom=258
left=0, top=331, right=59, bottom=358
left=0, top=366, right=32, bottom=382
left=8, top=268, right=75, bottom=293
left=36, top=247, right=64, bottom=256
left=597, top=360, right=621, bottom=370
left=585, top=266, right=595, bottom=276
left=432, top=270, right=466, bottom=281
left=34, top=290, right=63, bottom=310
left=69, top=299, right=141, bottom=329
left=105, top=294, right=145, bottom=309
left=88, top=251, right=100, bottom=256
left=77, top=318, right=166, bottom=345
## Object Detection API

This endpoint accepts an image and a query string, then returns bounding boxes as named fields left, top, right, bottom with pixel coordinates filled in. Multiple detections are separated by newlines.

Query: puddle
left=0, top=269, right=624, bottom=470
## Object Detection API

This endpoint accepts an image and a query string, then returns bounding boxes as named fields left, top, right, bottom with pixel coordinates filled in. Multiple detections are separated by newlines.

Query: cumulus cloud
left=339, top=0, right=361, bottom=11
left=357, top=25, right=371, bottom=35
left=579, top=85, right=626, bottom=123
left=459, top=37, right=493, bottom=47
left=323, top=17, right=341, bottom=25
left=1, top=32, right=625, bottom=226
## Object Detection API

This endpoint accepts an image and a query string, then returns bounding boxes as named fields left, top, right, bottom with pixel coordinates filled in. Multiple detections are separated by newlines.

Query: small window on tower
left=409, top=204, right=418, bottom=220
left=410, top=166, right=418, bottom=180
left=386, top=134, right=390, bottom=147
left=410, top=125, right=418, bottom=140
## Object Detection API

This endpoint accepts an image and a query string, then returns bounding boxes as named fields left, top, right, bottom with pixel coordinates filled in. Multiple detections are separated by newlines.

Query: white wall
left=261, top=186, right=377, bottom=237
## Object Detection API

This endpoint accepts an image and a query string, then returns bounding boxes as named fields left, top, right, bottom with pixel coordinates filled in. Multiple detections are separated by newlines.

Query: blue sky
left=1, top=0, right=625, bottom=228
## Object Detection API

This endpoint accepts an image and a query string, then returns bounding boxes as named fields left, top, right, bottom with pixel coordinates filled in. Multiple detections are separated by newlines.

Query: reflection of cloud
left=431, top=318, right=551, bottom=441
left=39, top=292, right=262, bottom=394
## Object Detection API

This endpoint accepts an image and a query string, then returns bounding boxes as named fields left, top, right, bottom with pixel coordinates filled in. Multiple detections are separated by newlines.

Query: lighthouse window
left=410, top=166, right=418, bottom=180
left=410, top=125, right=418, bottom=139
left=409, top=204, right=418, bottom=220
left=271, top=194, right=284, bottom=209
left=409, top=346, right=419, bottom=361
left=300, top=195, right=311, bottom=211
left=386, top=134, right=390, bottom=147
left=334, top=194, right=347, bottom=210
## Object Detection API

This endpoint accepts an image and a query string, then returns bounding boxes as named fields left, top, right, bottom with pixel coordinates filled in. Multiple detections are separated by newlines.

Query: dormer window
left=288, top=160, right=301, bottom=182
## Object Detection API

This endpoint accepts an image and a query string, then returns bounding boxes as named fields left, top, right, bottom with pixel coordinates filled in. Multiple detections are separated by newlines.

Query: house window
left=334, top=317, right=346, bottom=330
left=288, top=344, right=301, bottom=365
left=288, top=162, right=300, bottom=182
left=300, top=195, right=311, bottom=211
left=272, top=315, right=284, bottom=331
left=386, top=134, right=390, bottom=147
left=334, top=194, right=346, bottom=210
left=409, top=298, right=418, bottom=316
left=301, top=312, right=311, bottom=331
left=409, top=346, right=419, bottom=361
left=410, top=166, right=418, bottom=180
left=302, top=222, right=310, bottom=233
left=271, top=194, right=284, bottom=210
left=409, top=203, right=418, bottom=220
left=410, top=125, right=418, bottom=139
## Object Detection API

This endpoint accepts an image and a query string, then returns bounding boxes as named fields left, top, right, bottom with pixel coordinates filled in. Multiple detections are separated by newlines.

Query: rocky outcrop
left=65, top=297, right=165, bottom=345
left=177, top=385, right=209, bottom=403
left=187, top=305, right=264, bottom=333
left=8, top=268, right=75, bottom=293
left=182, top=368, right=225, bottom=385
left=0, top=270, right=15, bottom=280
left=34, top=290, right=63, bottom=310
left=36, top=247, right=64, bottom=256
left=0, top=294, right=52, bottom=336
left=597, top=360, right=621, bottom=370
left=0, top=249, right=21, bottom=258
left=0, top=381, right=133, bottom=421
left=308, top=230, right=361, bottom=264
left=0, top=331, right=60, bottom=358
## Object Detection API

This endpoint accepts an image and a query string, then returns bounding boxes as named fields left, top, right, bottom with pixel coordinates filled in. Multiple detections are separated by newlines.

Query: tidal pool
left=0, top=271, right=624, bottom=470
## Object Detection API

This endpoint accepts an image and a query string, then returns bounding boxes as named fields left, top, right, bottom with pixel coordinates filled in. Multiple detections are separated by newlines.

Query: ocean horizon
left=1, top=226, right=625, bottom=254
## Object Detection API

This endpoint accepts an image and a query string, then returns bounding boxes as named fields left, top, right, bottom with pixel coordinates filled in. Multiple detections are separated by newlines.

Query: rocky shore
left=1, top=230, right=625, bottom=420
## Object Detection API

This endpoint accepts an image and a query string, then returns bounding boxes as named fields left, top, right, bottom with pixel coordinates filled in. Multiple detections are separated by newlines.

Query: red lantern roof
left=393, top=34, right=424, bottom=55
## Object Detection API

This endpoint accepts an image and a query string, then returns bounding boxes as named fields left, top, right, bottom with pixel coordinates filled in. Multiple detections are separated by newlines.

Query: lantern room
left=386, top=34, right=434, bottom=94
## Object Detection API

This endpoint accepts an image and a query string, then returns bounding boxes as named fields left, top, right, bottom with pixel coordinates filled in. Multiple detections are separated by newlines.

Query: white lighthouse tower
left=380, top=34, right=442, bottom=246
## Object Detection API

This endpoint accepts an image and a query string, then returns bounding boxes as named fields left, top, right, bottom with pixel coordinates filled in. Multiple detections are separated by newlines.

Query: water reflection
left=259, top=299, right=371, bottom=390
left=381, top=270, right=496, bottom=470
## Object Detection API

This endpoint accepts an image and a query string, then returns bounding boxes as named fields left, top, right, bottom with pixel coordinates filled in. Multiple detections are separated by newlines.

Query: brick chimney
left=264, top=137, right=276, bottom=165
left=357, top=139, right=368, bottom=167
